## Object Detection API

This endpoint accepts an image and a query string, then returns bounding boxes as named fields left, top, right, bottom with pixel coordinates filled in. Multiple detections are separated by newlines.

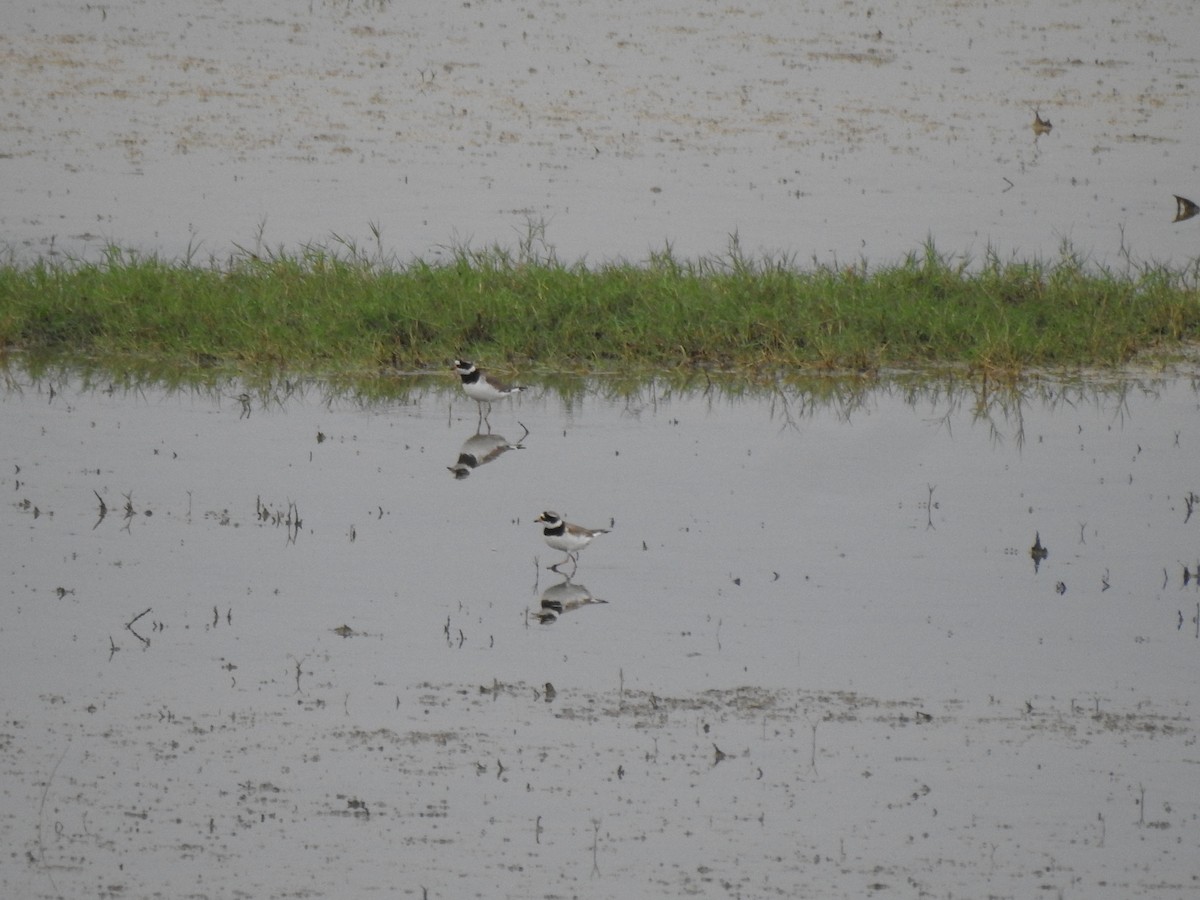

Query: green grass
left=1, top=238, right=1198, bottom=380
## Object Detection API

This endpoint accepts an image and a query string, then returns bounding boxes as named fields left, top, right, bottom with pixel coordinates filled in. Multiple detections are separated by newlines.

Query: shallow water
left=2, top=368, right=1199, bottom=898
left=4, top=0, right=1200, bottom=267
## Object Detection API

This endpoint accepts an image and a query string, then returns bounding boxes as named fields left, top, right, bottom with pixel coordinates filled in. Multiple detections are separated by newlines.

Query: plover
left=453, top=359, right=525, bottom=415
left=535, top=510, right=609, bottom=572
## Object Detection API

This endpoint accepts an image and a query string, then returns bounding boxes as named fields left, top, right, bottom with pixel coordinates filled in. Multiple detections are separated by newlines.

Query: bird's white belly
left=463, top=381, right=507, bottom=402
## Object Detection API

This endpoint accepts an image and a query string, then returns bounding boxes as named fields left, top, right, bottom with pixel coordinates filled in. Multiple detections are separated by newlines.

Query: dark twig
left=36, top=743, right=70, bottom=896
left=591, top=819, right=602, bottom=877
left=125, top=607, right=152, bottom=647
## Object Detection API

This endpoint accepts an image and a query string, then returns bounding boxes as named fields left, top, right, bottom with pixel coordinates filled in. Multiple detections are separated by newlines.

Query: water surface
left=2, top=369, right=1198, bottom=897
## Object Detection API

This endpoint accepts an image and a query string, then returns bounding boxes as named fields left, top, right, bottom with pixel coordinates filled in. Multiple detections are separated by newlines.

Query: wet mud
left=3, top=0, right=1200, bottom=266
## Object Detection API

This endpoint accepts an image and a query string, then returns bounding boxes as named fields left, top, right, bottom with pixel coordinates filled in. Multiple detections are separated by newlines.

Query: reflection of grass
left=8, top=358, right=1170, bottom=455
left=1, top=236, right=1198, bottom=378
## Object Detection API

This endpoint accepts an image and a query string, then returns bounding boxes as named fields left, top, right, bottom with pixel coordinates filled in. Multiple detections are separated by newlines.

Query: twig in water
left=121, top=491, right=135, bottom=532
left=591, top=819, right=602, bottom=877
left=125, top=607, right=152, bottom=647
left=291, top=655, right=308, bottom=693
left=36, top=742, right=70, bottom=896
left=805, top=711, right=820, bottom=774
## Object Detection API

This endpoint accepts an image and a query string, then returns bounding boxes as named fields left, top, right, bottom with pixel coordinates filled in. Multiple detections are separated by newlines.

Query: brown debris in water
left=1172, top=194, right=1199, bottom=223
left=1032, top=108, right=1053, bottom=136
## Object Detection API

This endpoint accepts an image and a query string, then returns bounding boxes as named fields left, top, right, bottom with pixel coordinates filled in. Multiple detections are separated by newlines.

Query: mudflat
left=3, top=0, right=1199, bottom=267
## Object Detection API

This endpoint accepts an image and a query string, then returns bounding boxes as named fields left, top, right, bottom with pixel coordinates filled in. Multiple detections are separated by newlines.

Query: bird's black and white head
left=453, top=359, right=478, bottom=381
left=535, top=511, right=564, bottom=529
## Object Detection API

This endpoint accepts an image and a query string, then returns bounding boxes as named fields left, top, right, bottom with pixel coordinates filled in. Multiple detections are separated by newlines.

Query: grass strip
left=1, top=239, right=1198, bottom=377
